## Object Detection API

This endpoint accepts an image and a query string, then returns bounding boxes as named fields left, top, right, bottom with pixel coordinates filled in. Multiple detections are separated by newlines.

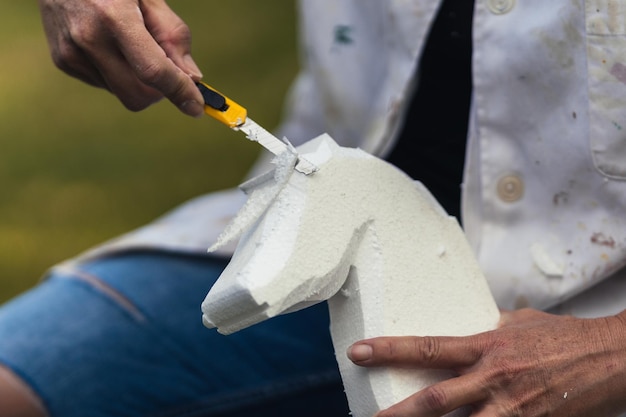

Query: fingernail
left=184, top=54, right=203, bottom=79
left=180, top=99, right=204, bottom=118
left=347, top=344, right=373, bottom=362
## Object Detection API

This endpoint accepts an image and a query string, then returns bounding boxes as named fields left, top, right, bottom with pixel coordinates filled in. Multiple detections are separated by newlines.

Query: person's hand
left=38, top=0, right=205, bottom=117
left=348, top=308, right=626, bottom=416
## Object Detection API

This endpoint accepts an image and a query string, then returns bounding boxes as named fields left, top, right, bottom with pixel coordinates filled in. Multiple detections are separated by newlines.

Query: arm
left=37, top=0, right=205, bottom=116
left=348, top=308, right=626, bottom=416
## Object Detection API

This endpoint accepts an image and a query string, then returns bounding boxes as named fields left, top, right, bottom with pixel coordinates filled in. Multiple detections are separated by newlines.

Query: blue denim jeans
left=0, top=251, right=349, bottom=417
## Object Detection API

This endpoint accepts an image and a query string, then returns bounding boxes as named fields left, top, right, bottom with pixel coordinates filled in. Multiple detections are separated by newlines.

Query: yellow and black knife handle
left=196, top=81, right=247, bottom=128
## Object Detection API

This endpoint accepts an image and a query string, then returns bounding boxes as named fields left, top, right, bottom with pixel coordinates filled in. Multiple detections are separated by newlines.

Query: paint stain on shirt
left=610, top=62, right=626, bottom=85
left=334, top=25, right=354, bottom=45
left=591, top=232, right=616, bottom=249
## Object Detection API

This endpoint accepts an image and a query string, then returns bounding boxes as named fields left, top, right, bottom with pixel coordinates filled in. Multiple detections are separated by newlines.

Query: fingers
left=348, top=336, right=484, bottom=370
left=375, top=374, right=488, bottom=417
left=38, top=0, right=107, bottom=89
left=134, top=0, right=206, bottom=115
left=51, top=39, right=108, bottom=89
left=86, top=46, right=165, bottom=110
left=38, top=0, right=205, bottom=117
left=97, top=1, right=205, bottom=115
left=347, top=336, right=492, bottom=416
left=114, top=45, right=204, bottom=116
left=139, top=0, right=202, bottom=78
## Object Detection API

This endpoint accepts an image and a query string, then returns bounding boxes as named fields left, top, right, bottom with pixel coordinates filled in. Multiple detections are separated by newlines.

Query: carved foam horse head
left=201, top=134, right=498, bottom=417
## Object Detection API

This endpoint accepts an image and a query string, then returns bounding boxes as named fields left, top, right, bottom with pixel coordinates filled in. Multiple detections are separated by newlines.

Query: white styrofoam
left=201, top=134, right=500, bottom=417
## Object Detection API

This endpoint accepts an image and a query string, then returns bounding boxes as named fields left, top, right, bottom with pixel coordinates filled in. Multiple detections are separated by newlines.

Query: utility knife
left=196, top=81, right=317, bottom=175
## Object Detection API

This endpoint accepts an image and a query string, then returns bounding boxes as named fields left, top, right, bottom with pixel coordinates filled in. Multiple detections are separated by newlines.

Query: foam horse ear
left=209, top=151, right=298, bottom=252
left=209, top=134, right=339, bottom=253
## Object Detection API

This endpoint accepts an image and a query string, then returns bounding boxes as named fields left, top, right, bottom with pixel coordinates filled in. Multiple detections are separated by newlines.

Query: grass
left=0, top=1, right=299, bottom=302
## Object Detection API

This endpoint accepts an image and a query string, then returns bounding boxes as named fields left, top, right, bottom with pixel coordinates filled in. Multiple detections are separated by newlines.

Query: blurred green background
left=0, top=1, right=298, bottom=302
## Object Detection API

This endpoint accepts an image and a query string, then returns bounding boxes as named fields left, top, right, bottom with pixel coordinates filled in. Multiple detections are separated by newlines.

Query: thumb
left=140, top=0, right=203, bottom=79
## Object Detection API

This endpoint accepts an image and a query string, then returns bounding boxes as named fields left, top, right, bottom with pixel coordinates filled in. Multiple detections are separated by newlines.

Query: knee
left=0, top=365, right=48, bottom=417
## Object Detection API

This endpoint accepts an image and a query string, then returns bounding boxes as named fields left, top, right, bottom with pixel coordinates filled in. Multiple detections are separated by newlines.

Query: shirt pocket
left=585, top=0, right=626, bottom=179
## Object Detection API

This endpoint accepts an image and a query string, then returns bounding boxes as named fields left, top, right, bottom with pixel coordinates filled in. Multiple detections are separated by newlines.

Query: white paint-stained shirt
left=57, top=0, right=626, bottom=318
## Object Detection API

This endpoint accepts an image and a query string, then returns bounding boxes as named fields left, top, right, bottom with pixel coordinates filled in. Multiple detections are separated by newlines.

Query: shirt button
left=497, top=174, right=524, bottom=202
left=487, top=0, right=515, bottom=14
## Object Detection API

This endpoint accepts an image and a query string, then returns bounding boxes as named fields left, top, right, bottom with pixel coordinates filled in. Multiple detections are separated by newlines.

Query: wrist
left=590, top=311, right=626, bottom=413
